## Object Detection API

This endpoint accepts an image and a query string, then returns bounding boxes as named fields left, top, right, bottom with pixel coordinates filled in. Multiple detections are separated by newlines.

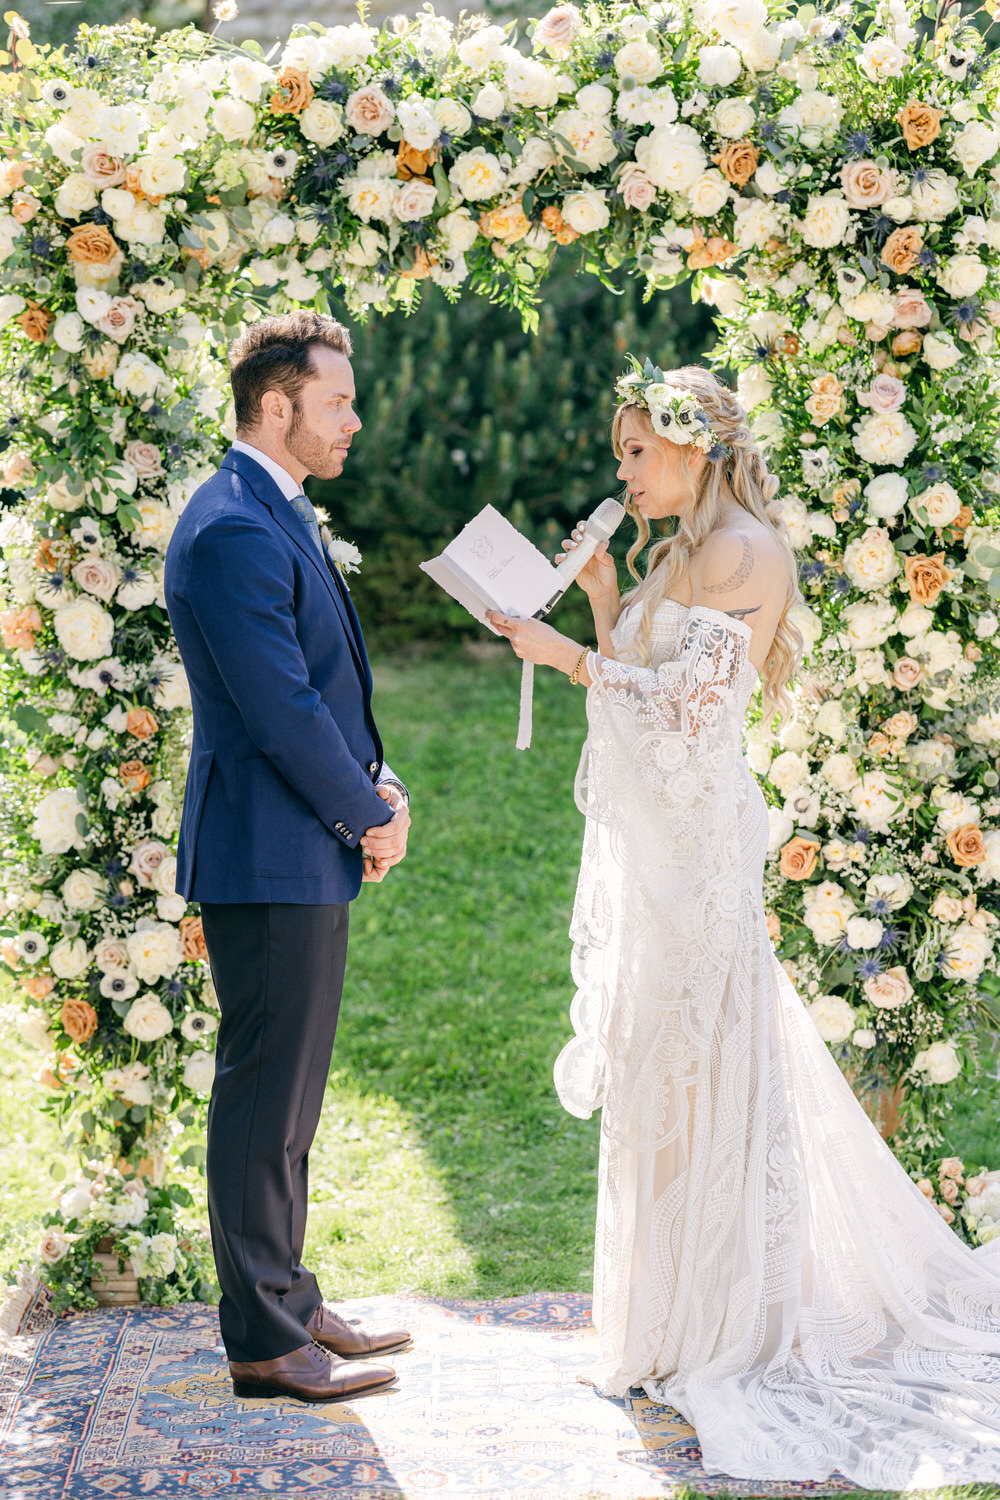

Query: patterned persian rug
left=0, top=1288, right=856, bottom=1499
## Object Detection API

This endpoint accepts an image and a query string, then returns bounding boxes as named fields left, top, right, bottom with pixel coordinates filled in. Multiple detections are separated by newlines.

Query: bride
left=487, top=361, right=1000, bottom=1489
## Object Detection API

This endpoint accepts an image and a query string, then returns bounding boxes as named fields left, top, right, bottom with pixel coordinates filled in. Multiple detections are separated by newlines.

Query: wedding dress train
left=554, top=596, right=1000, bottom=1488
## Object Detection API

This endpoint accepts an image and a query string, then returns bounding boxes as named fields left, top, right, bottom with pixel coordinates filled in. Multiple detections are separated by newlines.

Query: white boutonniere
left=319, top=524, right=363, bottom=581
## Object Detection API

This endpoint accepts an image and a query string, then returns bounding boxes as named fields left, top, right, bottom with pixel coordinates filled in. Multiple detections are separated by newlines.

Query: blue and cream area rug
left=0, top=1288, right=855, bottom=1499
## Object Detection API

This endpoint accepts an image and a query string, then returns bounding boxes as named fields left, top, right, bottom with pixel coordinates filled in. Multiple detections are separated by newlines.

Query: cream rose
left=914, top=1040, right=962, bottom=1084
left=94, top=936, right=129, bottom=971
left=951, top=120, right=999, bottom=177
left=852, top=411, right=917, bottom=467
left=212, top=96, right=256, bottom=142
left=808, top=994, right=855, bottom=1044
left=850, top=771, right=904, bottom=829
left=937, top=253, right=988, bottom=299
left=123, top=993, right=174, bottom=1042
left=182, top=1048, right=215, bottom=1093
left=62, top=869, right=104, bottom=911
left=687, top=170, right=730, bottom=218
left=863, top=966, right=914, bottom=1009
left=800, top=192, right=851, bottom=249
left=911, top=169, right=960, bottom=223
left=842, top=527, right=899, bottom=590
left=72, top=556, right=120, bottom=604
left=561, top=189, right=610, bottom=234
left=300, top=99, right=345, bottom=148
left=614, top=40, right=662, bottom=83
left=49, top=936, right=90, bottom=979
left=635, top=123, right=707, bottom=192
left=32, top=787, right=87, bottom=855
left=53, top=597, right=115, bottom=662
left=697, top=44, right=742, bottom=87
left=864, top=472, right=909, bottom=519
left=126, top=921, right=183, bottom=983
left=821, top=752, right=860, bottom=791
left=393, top=179, right=438, bottom=223
left=449, top=148, right=507, bottom=201
left=39, top=1230, right=75, bottom=1264
left=712, top=97, right=755, bottom=139
left=345, top=87, right=395, bottom=137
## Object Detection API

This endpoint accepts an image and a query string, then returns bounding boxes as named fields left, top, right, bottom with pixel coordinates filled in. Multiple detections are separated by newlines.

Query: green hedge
left=316, top=268, right=714, bottom=646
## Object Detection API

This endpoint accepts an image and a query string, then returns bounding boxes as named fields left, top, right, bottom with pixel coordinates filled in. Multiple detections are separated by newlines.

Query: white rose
left=150, top=655, right=191, bottom=711
left=49, top=937, right=90, bottom=979
left=211, top=96, right=256, bottom=143
left=113, top=352, right=165, bottom=401
left=842, top=599, right=896, bottom=651
left=852, top=411, right=917, bottom=468
left=853, top=1028, right=877, bottom=1049
left=712, top=97, right=755, bottom=138
left=914, top=1039, right=962, bottom=1084
left=846, top=915, right=884, bottom=949
left=767, top=749, right=808, bottom=796
left=858, top=36, right=905, bottom=80
left=123, top=993, right=174, bottom=1042
left=54, top=172, right=98, bottom=219
left=433, top=98, right=472, bottom=138
left=866, top=873, right=913, bottom=911
left=864, top=472, right=909, bottom=519
left=821, top=752, right=860, bottom=792
left=741, top=28, right=781, bottom=72
left=53, top=311, right=88, bottom=353
left=951, top=120, right=999, bottom=177
left=795, top=91, right=842, bottom=131
left=863, top=966, right=914, bottom=1009
left=62, top=869, right=104, bottom=911
left=16, top=1011, right=54, bottom=1053
left=789, top=601, right=823, bottom=654
left=842, top=527, right=899, bottom=591
left=686, top=169, right=730, bottom=218
left=974, top=611, right=998, bottom=639
left=504, top=58, right=560, bottom=109
left=814, top=698, right=848, bottom=743
left=807, top=993, right=855, bottom=1044
left=438, top=207, right=480, bottom=253
left=697, top=44, right=742, bottom=86
left=800, top=193, right=851, bottom=249
left=53, top=597, right=115, bottom=662
left=126, top=921, right=183, bottom=983
left=32, top=787, right=87, bottom=855
left=911, top=170, right=960, bottom=223
left=615, top=40, right=663, bottom=83
left=457, top=24, right=506, bottom=72
left=393, top=179, right=438, bottom=223
left=941, top=925, right=992, bottom=981
left=933, top=789, right=980, bottom=834
left=135, top=153, right=186, bottom=198
left=576, top=82, right=613, bottom=117
left=471, top=83, right=506, bottom=121
left=767, top=806, right=794, bottom=855
left=710, top=0, right=768, bottom=47
left=977, top=830, right=1000, bottom=884
left=561, top=189, right=610, bottom=234
left=937, top=253, right=988, bottom=299
left=182, top=1048, right=215, bottom=1093
left=395, top=97, right=440, bottom=149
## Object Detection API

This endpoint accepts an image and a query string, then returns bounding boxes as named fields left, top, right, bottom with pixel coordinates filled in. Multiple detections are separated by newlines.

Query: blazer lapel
left=221, top=449, right=371, bottom=688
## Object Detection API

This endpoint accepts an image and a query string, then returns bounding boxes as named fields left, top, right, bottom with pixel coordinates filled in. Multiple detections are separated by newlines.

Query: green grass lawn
left=2, top=651, right=999, bottom=1500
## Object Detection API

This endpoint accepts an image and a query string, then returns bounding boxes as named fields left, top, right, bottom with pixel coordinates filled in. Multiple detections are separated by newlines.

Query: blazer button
left=369, top=761, right=378, bottom=774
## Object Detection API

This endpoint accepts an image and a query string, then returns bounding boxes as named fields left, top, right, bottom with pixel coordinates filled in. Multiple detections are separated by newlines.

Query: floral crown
left=614, top=356, right=729, bottom=462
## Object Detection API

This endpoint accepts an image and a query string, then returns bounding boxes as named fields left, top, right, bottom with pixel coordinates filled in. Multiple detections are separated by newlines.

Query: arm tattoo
left=726, top=603, right=762, bottom=622
left=704, top=535, right=754, bottom=594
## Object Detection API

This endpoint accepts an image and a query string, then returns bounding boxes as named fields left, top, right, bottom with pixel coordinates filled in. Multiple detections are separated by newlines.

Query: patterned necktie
left=288, top=492, right=325, bottom=559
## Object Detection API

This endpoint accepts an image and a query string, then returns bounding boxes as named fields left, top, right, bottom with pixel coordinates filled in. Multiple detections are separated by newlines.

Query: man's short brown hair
left=229, top=311, right=353, bottom=431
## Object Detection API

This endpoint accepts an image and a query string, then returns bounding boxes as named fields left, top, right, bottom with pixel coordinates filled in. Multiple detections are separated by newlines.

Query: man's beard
left=285, top=401, right=346, bottom=479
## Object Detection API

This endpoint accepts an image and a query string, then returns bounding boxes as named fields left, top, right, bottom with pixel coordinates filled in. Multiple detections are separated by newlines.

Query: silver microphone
left=535, top=498, right=626, bottom=617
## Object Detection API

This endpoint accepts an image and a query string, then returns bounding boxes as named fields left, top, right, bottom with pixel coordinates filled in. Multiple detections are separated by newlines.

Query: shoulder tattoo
left=703, top=535, right=754, bottom=594
left=726, top=603, right=762, bottom=622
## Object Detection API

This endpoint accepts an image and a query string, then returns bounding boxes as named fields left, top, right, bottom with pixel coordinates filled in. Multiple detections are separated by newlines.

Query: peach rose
left=119, top=758, right=151, bottom=792
left=1, top=605, right=42, bottom=649
left=180, top=914, right=208, bottom=961
left=804, top=373, right=843, bottom=425
left=66, top=223, right=121, bottom=266
left=940, top=1178, right=960, bottom=1204
left=868, top=731, right=891, bottom=757
left=904, top=552, right=952, bottom=605
left=61, top=998, right=98, bottom=1044
left=892, top=288, right=932, bottom=329
left=129, top=838, right=169, bottom=886
left=95, top=295, right=140, bottom=343
left=779, top=835, right=820, bottom=880
left=687, top=235, right=737, bottom=269
left=880, top=226, right=923, bottom=275
left=270, top=67, right=314, bottom=115
left=22, top=973, right=54, bottom=1000
left=532, top=4, right=583, bottom=58
left=883, top=711, right=917, bottom=739
left=840, top=159, right=894, bottom=209
left=396, top=140, right=437, bottom=181
left=344, top=87, right=394, bottom=136
left=542, top=204, right=579, bottom=244
left=946, top=823, right=986, bottom=867
left=12, top=191, right=41, bottom=224
left=478, top=199, right=531, bottom=243
left=126, top=707, right=159, bottom=740
left=18, top=303, right=53, bottom=342
left=765, top=910, right=781, bottom=941
left=123, top=439, right=163, bottom=479
left=891, top=329, right=922, bottom=357
left=898, top=100, right=942, bottom=150
left=893, top=656, right=922, bottom=689
left=616, top=163, right=656, bottom=213
left=939, top=1156, right=964, bottom=1181
left=714, top=140, right=758, bottom=187
left=80, top=144, right=126, bottom=187
left=947, top=505, right=972, bottom=539
left=915, top=1178, right=935, bottom=1199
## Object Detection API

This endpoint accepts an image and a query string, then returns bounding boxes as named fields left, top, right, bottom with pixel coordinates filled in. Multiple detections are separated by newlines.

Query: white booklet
left=420, top=504, right=563, bottom=634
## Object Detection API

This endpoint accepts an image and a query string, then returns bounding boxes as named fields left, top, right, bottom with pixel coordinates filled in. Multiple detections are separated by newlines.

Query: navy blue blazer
left=164, top=447, right=395, bottom=904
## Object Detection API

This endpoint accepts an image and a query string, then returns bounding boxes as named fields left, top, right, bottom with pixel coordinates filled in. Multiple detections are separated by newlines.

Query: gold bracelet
left=569, top=647, right=590, bottom=686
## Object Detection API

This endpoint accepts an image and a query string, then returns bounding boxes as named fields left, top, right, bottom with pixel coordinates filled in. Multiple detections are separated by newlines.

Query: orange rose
left=22, top=973, right=54, bottom=1000
left=126, top=707, right=159, bottom=740
left=17, top=303, right=53, bottom=342
left=779, top=835, right=820, bottom=880
left=904, top=552, right=952, bottom=605
left=123, top=162, right=150, bottom=201
left=66, top=223, right=121, bottom=266
left=765, top=911, right=781, bottom=941
left=714, top=140, right=758, bottom=187
left=804, top=372, right=843, bottom=425
left=946, top=505, right=972, bottom=540
left=880, top=226, right=923, bottom=275
left=946, top=824, right=986, bottom=867
left=270, top=66, right=314, bottom=115
left=891, top=329, right=922, bottom=357
left=868, top=731, right=891, bottom=757
left=61, top=998, right=98, bottom=1044
left=686, top=235, right=737, bottom=269
left=898, top=100, right=943, bottom=150
left=396, top=139, right=437, bottom=181
left=119, top=758, right=151, bottom=792
left=541, top=204, right=579, bottom=245
left=397, top=246, right=437, bottom=280
left=1, top=605, right=42, bottom=649
left=1, top=939, right=20, bottom=968
left=179, top=915, right=209, bottom=962
left=478, top=199, right=531, bottom=244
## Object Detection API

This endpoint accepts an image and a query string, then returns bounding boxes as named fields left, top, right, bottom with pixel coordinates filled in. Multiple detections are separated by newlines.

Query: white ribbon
left=516, top=658, right=534, bottom=751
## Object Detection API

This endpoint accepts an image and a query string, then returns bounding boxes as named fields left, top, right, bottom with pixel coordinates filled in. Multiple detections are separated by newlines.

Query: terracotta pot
left=91, top=1241, right=140, bottom=1306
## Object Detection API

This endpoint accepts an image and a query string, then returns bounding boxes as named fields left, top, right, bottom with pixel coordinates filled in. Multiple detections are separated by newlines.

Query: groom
left=164, top=311, right=411, bottom=1402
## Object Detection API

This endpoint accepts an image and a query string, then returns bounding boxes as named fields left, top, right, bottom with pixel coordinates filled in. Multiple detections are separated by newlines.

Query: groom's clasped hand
left=361, top=783, right=411, bottom=882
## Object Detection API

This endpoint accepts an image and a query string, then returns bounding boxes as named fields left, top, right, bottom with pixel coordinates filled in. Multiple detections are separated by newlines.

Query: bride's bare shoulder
left=689, top=522, right=787, bottom=627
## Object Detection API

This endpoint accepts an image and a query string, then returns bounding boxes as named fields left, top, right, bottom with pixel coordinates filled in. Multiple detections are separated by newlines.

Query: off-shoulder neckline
left=617, top=595, right=759, bottom=680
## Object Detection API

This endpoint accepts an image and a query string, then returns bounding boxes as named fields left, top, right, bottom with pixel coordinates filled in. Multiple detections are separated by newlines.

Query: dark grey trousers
left=200, top=901, right=349, bottom=1362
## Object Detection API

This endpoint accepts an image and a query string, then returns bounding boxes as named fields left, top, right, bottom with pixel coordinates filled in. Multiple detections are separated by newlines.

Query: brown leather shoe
left=306, top=1302, right=413, bottom=1360
left=230, top=1340, right=397, bottom=1402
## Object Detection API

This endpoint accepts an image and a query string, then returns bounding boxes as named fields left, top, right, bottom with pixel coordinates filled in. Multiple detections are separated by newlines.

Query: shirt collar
left=231, top=439, right=303, bottom=503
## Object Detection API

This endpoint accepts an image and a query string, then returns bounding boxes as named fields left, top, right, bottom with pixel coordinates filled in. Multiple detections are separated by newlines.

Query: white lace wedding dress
left=554, top=596, right=1000, bottom=1488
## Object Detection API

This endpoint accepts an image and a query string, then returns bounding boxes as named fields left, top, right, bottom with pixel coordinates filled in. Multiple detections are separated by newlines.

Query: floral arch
left=0, top=0, right=998, bottom=1307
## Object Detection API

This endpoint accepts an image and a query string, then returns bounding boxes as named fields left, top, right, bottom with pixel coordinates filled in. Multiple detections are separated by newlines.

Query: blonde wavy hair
left=613, top=364, right=803, bottom=722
